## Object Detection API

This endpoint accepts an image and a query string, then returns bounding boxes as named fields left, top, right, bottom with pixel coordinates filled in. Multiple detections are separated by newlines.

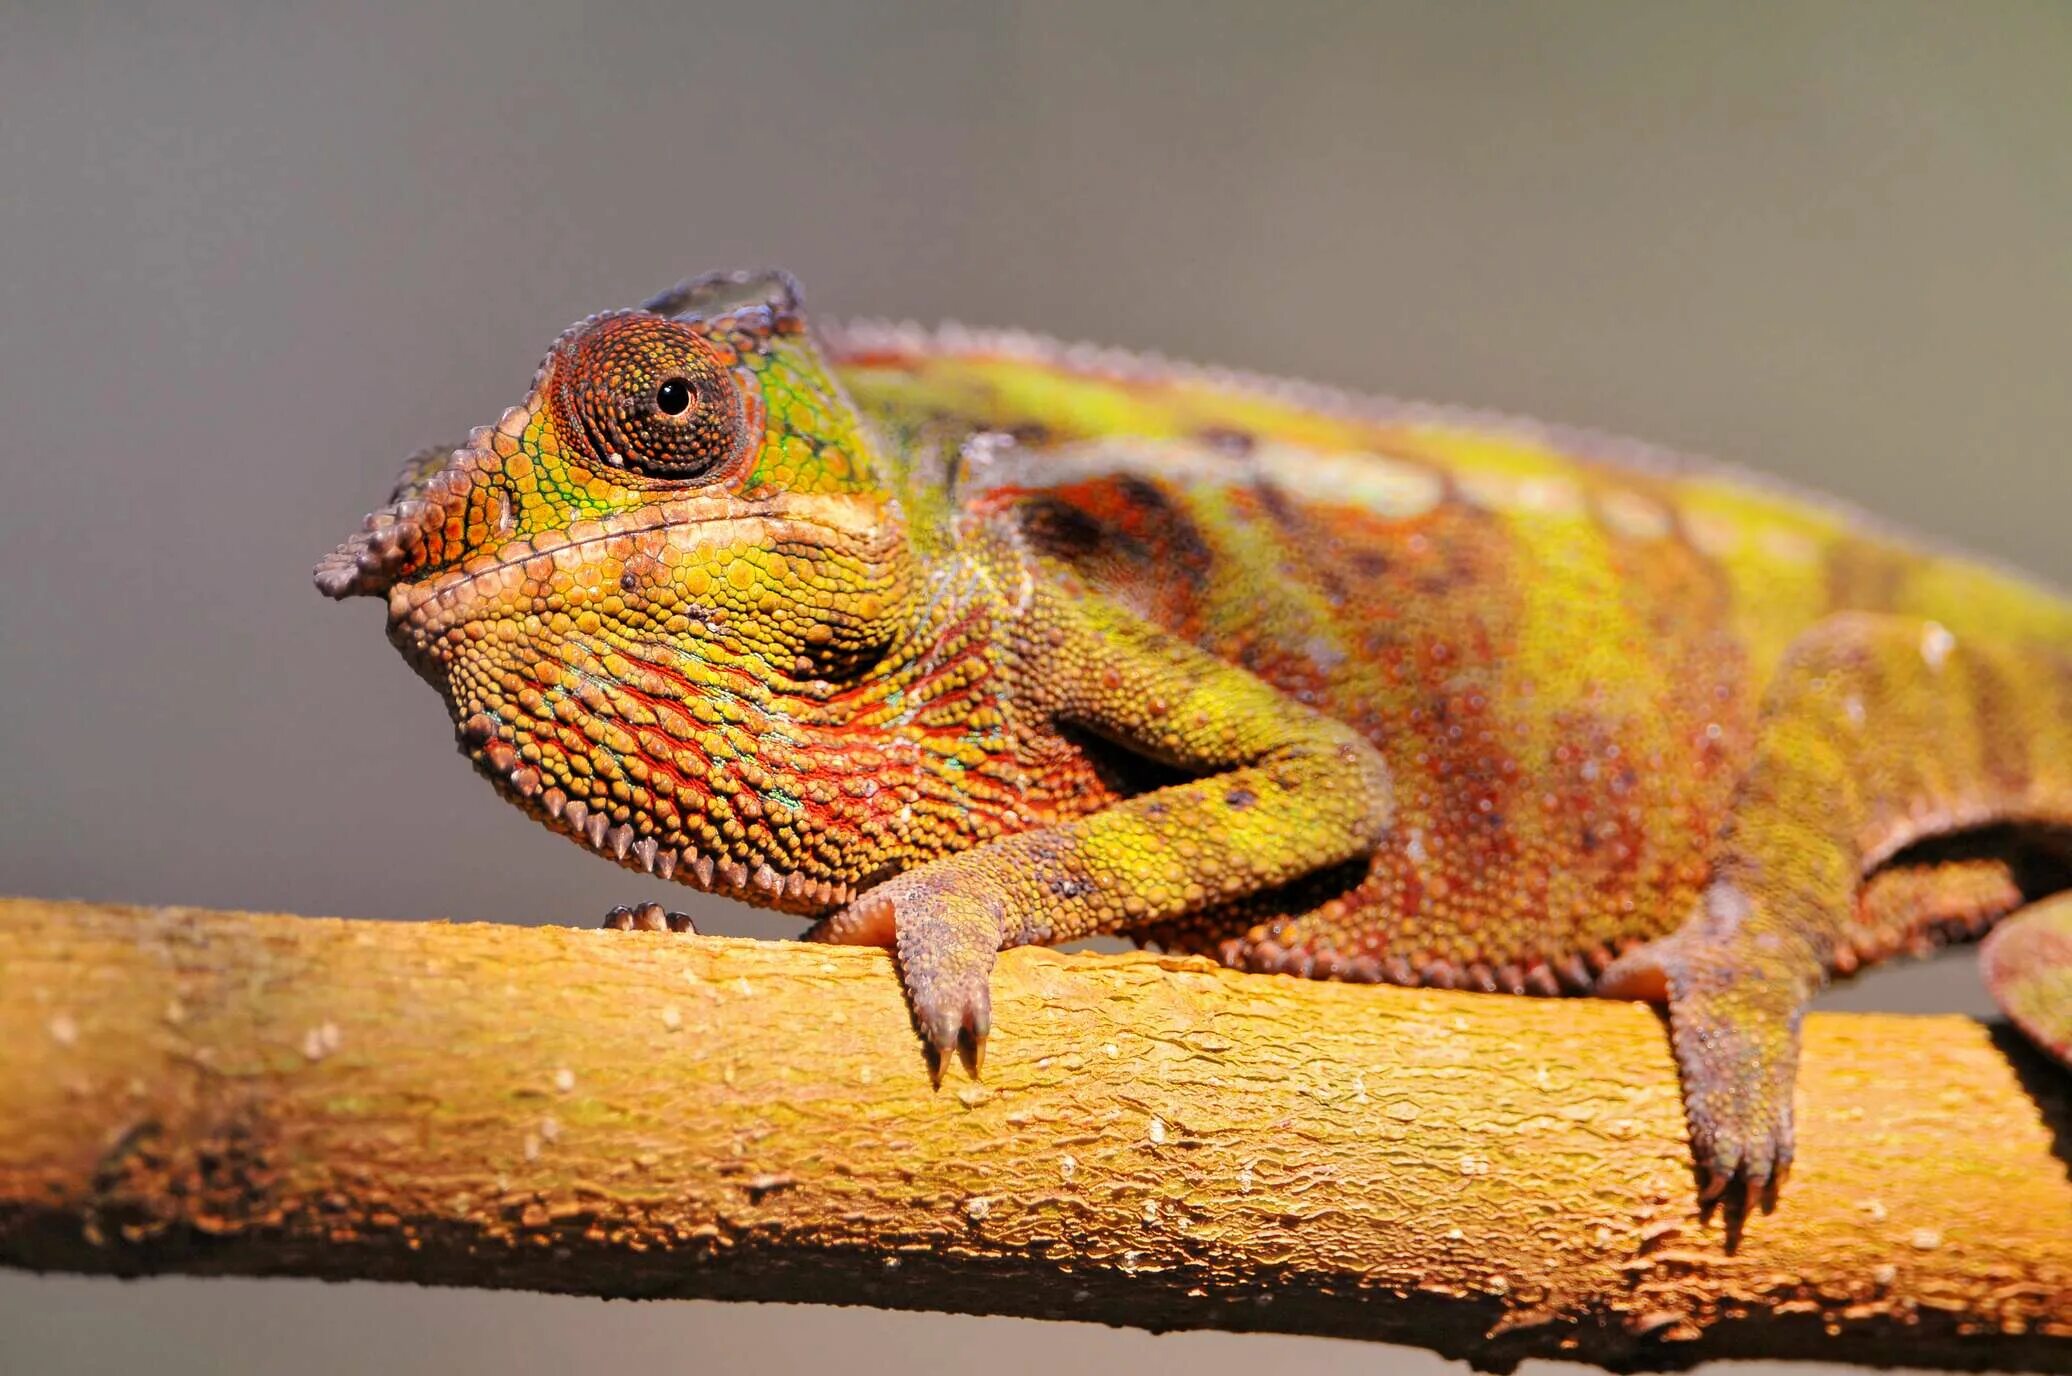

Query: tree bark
left=2, top=895, right=2068, bottom=1371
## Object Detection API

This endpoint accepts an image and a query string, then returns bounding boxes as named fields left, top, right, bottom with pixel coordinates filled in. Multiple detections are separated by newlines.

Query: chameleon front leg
left=809, top=583, right=1394, bottom=1062
left=1601, top=612, right=2072, bottom=1205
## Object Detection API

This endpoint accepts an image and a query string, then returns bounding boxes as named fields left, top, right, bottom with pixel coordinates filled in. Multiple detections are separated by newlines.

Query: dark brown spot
left=1045, top=872, right=1092, bottom=900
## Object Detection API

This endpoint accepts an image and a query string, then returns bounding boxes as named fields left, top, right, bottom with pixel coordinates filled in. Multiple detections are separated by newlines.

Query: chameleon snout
left=314, top=432, right=516, bottom=601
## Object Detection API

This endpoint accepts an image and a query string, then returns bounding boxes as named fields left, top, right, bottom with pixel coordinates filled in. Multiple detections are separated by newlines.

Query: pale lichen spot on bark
left=302, top=1021, right=342, bottom=1061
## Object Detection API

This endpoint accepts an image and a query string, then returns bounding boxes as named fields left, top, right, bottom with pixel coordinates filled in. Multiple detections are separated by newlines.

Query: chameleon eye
left=552, top=314, right=755, bottom=481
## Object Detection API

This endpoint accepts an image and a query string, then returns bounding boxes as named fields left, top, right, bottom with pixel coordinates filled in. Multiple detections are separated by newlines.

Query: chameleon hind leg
left=809, top=577, right=1393, bottom=1065
left=1601, top=611, right=2072, bottom=1205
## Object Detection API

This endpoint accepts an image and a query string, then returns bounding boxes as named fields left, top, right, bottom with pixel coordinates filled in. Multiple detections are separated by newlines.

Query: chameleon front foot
left=808, top=868, right=1007, bottom=1075
left=1599, top=882, right=1813, bottom=1210
left=599, top=901, right=699, bottom=934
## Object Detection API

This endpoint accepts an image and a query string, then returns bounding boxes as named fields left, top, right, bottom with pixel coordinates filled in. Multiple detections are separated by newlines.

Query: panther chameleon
left=317, top=268, right=2072, bottom=1209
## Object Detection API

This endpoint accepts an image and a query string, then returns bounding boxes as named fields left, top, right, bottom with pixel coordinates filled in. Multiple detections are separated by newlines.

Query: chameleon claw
left=912, top=981, right=990, bottom=1083
left=1691, top=1092, right=1792, bottom=1218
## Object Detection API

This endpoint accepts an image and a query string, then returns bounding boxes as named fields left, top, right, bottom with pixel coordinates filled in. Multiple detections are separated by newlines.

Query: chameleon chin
left=319, top=267, right=2072, bottom=1211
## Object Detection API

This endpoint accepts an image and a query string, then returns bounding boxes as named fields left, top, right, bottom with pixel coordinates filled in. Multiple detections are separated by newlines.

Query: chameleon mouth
left=316, top=430, right=890, bottom=620
left=377, top=491, right=889, bottom=628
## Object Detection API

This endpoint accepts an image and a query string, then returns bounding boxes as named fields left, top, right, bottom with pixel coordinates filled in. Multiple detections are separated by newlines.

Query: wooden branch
left=2, top=897, right=2068, bottom=1371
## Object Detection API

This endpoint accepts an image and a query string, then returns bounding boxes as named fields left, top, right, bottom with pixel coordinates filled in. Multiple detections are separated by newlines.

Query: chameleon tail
left=1981, top=892, right=2072, bottom=1067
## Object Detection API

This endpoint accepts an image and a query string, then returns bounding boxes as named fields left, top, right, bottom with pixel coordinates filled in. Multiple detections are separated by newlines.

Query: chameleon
left=317, top=268, right=2072, bottom=1207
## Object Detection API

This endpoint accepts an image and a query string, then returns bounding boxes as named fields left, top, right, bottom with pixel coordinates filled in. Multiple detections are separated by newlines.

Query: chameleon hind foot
left=1599, top=881, right=1815, bottom=1210
left=1601, top=612, right=2072, bottom=1210
left=600, top=902, right=699, bottom=934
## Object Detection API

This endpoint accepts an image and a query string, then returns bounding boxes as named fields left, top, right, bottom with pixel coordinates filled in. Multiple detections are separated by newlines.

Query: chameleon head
left=315, top=270, right=918, bottom=908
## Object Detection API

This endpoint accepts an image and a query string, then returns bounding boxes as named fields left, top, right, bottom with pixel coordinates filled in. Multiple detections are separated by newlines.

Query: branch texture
left=2, top=896, right=2068, bottom=1371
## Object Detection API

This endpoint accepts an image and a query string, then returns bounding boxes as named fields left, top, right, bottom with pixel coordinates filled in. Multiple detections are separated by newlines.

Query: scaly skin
left=319, top=269, right=2072, bottom=1210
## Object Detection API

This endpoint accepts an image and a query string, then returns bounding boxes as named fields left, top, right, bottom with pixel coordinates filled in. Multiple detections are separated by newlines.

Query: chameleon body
left=318, top=270, right=2072, bottom=1205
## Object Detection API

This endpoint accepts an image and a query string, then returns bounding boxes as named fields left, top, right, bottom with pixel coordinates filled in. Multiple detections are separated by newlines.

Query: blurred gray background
left=3, top=1, right=2069, bottom=1372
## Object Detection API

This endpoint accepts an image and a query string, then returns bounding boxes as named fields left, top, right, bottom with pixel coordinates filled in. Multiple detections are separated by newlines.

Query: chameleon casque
left=317, top=269, right=2072, bottom=1207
